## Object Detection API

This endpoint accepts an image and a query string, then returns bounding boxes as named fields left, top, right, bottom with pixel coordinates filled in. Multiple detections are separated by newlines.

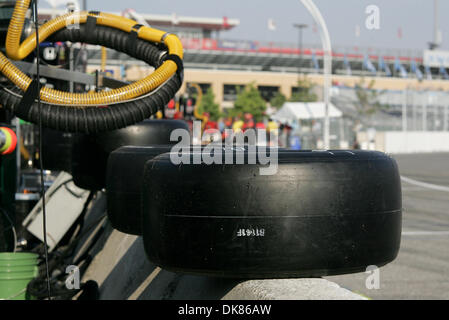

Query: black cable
left=0, top=207, right=17, bottom=252
left=28, top=209, right=107, bottom=299
left=32, top=0, right=51, bottom=300
left=30, top=193, right=102, bottom=273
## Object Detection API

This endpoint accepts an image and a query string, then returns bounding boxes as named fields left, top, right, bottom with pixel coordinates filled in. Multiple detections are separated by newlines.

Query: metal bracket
left=13, top=61, right=129, bottom=89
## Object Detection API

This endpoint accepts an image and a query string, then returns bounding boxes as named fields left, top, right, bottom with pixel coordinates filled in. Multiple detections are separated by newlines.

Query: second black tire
left=106, top=145, right=281, bottom=235
left=71, top=119, right=189, bottom=190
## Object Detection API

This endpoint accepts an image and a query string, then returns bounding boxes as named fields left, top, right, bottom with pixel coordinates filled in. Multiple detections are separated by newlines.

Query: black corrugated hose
left=0, top=24, right=181, bottom=133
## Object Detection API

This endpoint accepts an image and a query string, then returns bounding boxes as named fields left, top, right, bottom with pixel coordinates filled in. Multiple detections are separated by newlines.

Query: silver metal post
left=300, top=0, right=332, bottom=149
left=293, top=23, right=308, bottom=75
left=423, top=93, right=428, bottom=131
left=402, top=89, right=407, bottom=132
left=434, top=0, right=439, bottom=47
left=444, top=105, right=448, bottom=131
left=413, top=91, right=417, bottom=130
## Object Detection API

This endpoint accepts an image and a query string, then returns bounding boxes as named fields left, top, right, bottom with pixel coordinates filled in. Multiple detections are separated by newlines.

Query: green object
left=270, top=92, right=287, bottom=109
left=18, top=119, right=31, bottom=125
left=289, top=76, right=318, bottom=103
left=0, top=252, right=39, bottom=300
left=232, top=82, right=267, bottom=122
left=198, top=88, right=222, bottom=121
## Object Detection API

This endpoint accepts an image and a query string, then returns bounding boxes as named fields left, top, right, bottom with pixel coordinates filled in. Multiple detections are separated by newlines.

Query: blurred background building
left=37, top=6, right=449, bottom=151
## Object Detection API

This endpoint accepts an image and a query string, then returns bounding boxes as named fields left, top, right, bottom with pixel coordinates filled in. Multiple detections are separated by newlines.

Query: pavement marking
left=127, top=267, right=161, bottom=300
left=402, top=186, right=427, bottom=192
left=401, top=176, right=449, bottom=193
left=402, top=230, right=449, bottom=236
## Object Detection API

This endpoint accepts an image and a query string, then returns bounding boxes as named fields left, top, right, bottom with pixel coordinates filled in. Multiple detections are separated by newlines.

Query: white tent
left=272, top=102, right=342, bottom=123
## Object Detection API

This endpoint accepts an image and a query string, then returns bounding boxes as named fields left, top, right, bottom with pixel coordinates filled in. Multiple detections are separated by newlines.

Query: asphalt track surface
left=326, top=153, right=449, bottom=300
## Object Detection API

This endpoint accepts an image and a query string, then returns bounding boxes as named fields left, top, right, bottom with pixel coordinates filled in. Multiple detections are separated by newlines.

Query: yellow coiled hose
left=190, top=83, right=209, bottom=132
left=191, top=83, right=204, bottom=121
left=1, top=0, right=183, bottom=107
left=101, top=47, right=107, bottom=72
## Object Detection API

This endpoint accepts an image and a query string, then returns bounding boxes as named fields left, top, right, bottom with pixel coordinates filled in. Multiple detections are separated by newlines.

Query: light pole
left=402, top=88, right=407, bottom=132
left=300, top=0, right=332, bottom=149
left=293, top=23, right=308, bottom=74
left=429, top=0, right=441, bottom=49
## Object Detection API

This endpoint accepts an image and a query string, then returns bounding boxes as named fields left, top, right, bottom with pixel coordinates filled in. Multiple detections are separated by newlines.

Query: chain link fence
left=289, top=86, right=449, bottom=150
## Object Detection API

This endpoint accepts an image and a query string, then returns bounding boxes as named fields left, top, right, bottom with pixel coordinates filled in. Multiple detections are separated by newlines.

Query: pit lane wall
left=82, top=227, right=365, bottom=300
left=357, top=131, right=449, bottom=154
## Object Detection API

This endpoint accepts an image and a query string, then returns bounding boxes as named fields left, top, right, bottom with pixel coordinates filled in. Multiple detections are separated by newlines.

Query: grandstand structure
left=39, top=9, right=449, bottom=110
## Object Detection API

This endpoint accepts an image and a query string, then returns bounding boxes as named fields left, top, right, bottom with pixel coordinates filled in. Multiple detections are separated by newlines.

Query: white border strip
left=402, top=231, right=449, bottom=236
left=401, top=176, right=449, bottom=193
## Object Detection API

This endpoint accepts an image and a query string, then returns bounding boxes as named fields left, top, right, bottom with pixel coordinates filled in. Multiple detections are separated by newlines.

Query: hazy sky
left=41, top=0, right=448, bottom=52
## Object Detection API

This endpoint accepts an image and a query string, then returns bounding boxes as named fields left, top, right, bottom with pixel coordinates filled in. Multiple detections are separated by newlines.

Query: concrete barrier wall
left=358, top=131, right=449, bottom=154
left=384, top=132, right=449, bottom=154
left=82, top=227, right=365, bottom=300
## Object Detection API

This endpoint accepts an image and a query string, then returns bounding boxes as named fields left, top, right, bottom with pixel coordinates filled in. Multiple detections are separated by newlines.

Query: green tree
left=289, top=76, right=318, bottom=102
left=197, top=88, right=222, bottom=121
left=352, top=78, right=390, bottom=135
left=231, top=83, right=267, bottom=122
left=354, top=78, right=386, bottom=117
left=270, top=92, right=287, bottom=109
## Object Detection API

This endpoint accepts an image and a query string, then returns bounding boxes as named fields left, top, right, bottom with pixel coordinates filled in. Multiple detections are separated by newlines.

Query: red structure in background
left=180, top=38, right=422, bottom=64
